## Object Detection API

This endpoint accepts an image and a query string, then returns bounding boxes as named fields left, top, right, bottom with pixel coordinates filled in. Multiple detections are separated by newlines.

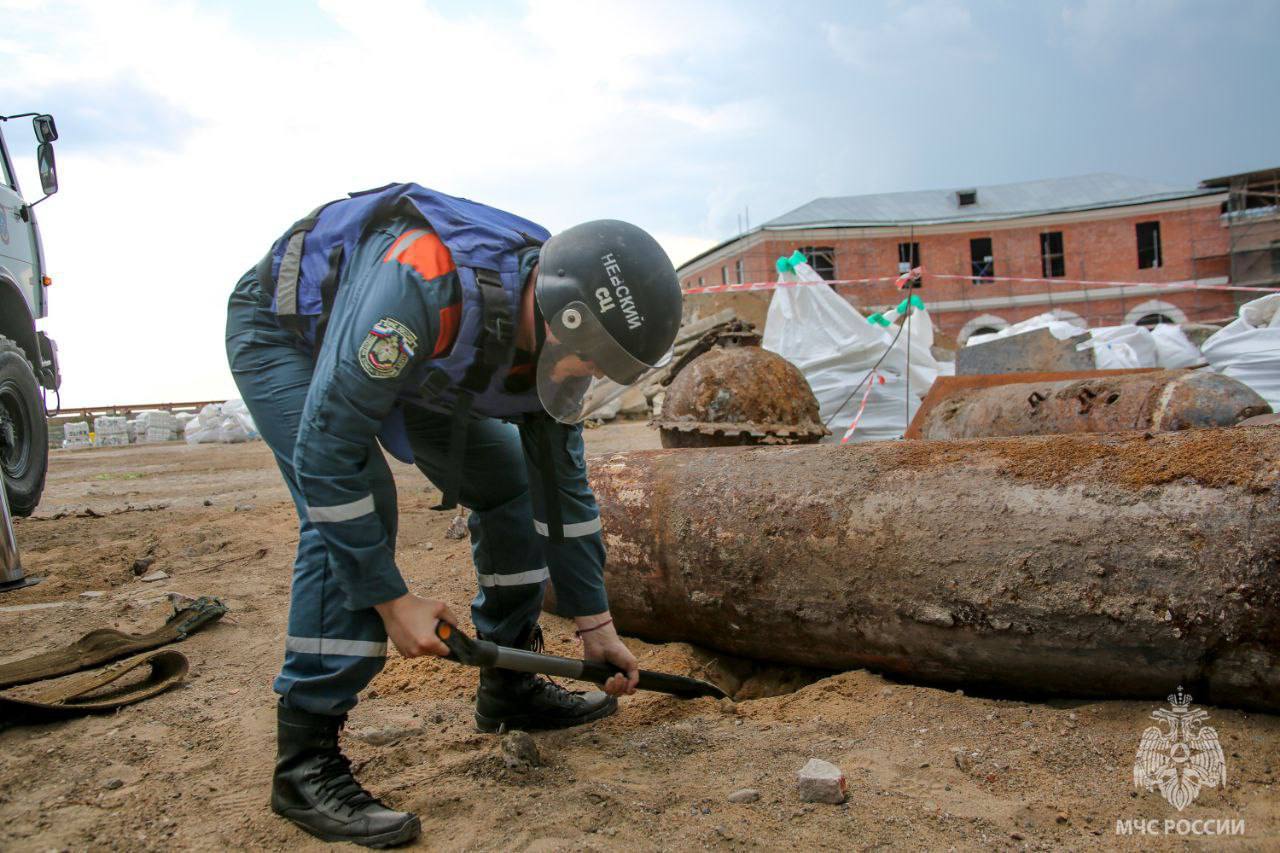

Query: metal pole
left=0, top=466, right=40, bottom=593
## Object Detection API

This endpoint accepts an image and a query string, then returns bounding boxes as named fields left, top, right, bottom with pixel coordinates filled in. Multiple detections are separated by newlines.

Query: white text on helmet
left=601, top=252, right=644, bottom=331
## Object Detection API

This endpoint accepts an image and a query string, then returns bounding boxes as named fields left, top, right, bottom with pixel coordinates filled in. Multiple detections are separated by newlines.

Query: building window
left=1270, top=241, right=1280, bottom=275
left=970, top=237, right=994, bottom=283
left=698, top=276, right=704, bottom=287
left=721, top=266, right=729, bottom=285
left=797, top=246, right=836, bottom=281
left=1040, top=231, right=1065, bottom=278
left=897, top=242, right=922, bottom=288
left=735, top=258, right=744, bottom=284
left=897, top=242, right=920, bottom=273
left=1136, top=221, right=1162, bottom=269
left=957, top=189, right=977, bottom=206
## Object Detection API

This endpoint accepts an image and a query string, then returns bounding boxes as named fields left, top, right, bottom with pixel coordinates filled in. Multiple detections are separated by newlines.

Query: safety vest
left=257, top=183, right=553, bottom=515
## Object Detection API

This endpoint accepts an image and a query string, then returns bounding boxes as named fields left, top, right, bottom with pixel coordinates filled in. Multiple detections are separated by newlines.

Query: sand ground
left=0, top=422, right=1276, bottom=851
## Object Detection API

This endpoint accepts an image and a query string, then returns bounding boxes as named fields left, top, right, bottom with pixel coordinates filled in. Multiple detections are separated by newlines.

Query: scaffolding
left=1202, top=167, right=1280, bottom=300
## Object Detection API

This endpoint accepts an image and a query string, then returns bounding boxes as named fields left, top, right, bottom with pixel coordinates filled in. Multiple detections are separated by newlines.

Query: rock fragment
left=500, top=730, right=540, bottom=770
left=727, top=788, right=761, bottom=804
left=797, top=758, right=847, bottom=804
left=445, top=510, right=469, bottom=540
left=140, top=570, right=170, bottom=583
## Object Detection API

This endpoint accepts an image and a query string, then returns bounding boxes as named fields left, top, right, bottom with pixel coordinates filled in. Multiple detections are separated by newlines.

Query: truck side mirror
left=37, top=143, right=57, bottom=196
left=33, top=114, right=58, bottom=144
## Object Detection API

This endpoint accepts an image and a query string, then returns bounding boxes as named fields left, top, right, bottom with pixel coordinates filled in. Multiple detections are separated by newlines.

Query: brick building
left=676, top=173, right=1242, bottom=343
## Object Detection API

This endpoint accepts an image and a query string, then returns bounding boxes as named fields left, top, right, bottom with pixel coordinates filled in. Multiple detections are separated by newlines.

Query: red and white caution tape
left=683, top=272, right=914, bottom=295
left=840, top=373, right=885, bottom=445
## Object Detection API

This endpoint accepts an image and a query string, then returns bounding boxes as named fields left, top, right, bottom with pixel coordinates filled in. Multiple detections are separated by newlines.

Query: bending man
left=225, top=184, right=681, bottom=847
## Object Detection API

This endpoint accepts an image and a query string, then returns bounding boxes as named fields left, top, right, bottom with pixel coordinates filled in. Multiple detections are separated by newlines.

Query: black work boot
left=474, top=625, right=617, bottom=733
left=271, top=703, right=421, bottom=848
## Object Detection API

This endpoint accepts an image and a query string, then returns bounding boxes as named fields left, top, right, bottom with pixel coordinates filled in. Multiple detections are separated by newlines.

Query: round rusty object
left=654, top=345, right=828, bottom=447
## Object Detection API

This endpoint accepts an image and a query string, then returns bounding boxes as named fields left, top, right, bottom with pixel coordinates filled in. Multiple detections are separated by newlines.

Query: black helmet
left=534, top=220, right=682, bottom=423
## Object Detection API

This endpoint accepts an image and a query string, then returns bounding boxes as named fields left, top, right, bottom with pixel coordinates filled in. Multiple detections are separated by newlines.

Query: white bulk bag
left=1080, top=325, right=1159, bottom=370
left=1150, top=324, right=1203, bottom=369
left=1202, top=293, right=1280, bottom=410
left=965, top=311, right=1086, bottom=347
left=763, top=262, right=939, bottom=443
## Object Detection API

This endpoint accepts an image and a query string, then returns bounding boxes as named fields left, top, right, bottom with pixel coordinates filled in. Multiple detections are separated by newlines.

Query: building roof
left=1200, top=166, right=1280, bottom=189
left=764, top=173, right=1212, bottom=229
left=679, top=173, right=1218, bottom=272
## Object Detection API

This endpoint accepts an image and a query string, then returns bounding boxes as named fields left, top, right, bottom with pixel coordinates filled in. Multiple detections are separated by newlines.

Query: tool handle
left=434, top=622, right=727, bottom=700
left=434, top=621, right=498, bottom=667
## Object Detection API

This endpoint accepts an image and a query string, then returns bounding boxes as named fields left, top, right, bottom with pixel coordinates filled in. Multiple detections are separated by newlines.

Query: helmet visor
left=535, top=300, right=672, bottom=424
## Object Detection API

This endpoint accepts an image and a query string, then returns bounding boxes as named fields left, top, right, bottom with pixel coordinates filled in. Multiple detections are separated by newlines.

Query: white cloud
left=4, top=0, right=761, bottom=406
left=824, top=0, right=985, bottom=72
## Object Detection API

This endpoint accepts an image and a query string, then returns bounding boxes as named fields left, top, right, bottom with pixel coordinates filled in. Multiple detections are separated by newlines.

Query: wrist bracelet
left=574, top=618, right=613, bottom=639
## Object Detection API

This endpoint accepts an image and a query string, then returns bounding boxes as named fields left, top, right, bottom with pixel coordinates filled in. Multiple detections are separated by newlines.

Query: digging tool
left=0, top=465, right=40, bottom=593
left=435, top=622, right=726, bottom=700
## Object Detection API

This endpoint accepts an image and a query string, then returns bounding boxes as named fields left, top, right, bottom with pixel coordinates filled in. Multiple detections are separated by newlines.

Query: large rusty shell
left=654, top=346, right=828, bottom=447
left=911, top=369, right=1271, bottom=441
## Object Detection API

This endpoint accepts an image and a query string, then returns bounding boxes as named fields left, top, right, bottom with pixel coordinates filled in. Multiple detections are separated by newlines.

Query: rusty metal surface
left=955, top=327, right=1095, bottom=375
left=905, top=369, right=1157, bottom=438
left=569, top=430, right=1280, bottom=711
left=654, top=344, right=828, bottom=447
left=907, top=368, right=1271, bottom=440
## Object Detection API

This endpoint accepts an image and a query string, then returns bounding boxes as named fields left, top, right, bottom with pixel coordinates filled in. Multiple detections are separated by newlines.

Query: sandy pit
left=0, top=421, right=1276, bottom=850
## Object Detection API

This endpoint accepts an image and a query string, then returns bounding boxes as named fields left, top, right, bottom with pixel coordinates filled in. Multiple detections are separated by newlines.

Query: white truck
left=0, top=112, right=61, bottom=516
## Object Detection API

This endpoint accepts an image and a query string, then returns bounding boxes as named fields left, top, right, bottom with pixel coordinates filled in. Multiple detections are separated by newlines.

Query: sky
left=1, top=0, right=1276, bottom=407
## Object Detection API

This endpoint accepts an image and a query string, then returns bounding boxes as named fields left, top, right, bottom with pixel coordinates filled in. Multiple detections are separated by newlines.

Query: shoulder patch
left=359, top=317, right=419, bottom=380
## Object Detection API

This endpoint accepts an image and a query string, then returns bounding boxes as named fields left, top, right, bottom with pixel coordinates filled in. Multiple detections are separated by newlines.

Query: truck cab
left=0, top=112, right=61, bottom=516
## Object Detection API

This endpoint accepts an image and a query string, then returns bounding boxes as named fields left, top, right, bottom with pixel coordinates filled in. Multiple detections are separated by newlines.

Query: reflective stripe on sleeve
left=285, top=636, right=388, bottom=658
left=307, top=495, right=376, bottom=523
left=383, top=228, right=429, bottom=263
left=476, top=567, right=550, bottom=588
left=533, top=517, right=602, bottom=538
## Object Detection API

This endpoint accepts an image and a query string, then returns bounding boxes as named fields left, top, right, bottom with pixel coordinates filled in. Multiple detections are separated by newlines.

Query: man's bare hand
left=374, top=594, right=457, bottom=658
left=576, top=613, right=639, bottom=696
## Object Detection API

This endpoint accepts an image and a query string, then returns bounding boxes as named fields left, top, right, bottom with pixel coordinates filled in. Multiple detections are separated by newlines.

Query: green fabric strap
left=895, top=294, right=925, bottom=314
left=774, top=250, right=808, bottom=275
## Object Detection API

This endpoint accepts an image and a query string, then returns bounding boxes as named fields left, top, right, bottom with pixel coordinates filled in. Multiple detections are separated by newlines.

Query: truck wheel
left=0, top=335, right=48, bottom=517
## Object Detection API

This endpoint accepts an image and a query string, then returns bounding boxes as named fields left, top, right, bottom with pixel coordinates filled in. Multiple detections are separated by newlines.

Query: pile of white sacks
left=92, top=416, right=130, bottom=447
left=61, top=420, right=91, bottom=449
left=183, top=399, right=260, bottom=445
left=58, top=401, right=262, bottom=450
left=135, top=410, right=180, bottom=443
left=963, top=293, right=1280, bottom=411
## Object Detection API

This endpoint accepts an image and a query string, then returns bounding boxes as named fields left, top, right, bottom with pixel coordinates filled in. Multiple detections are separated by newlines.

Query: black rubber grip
left=578, top=660, right=727, bottom=700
